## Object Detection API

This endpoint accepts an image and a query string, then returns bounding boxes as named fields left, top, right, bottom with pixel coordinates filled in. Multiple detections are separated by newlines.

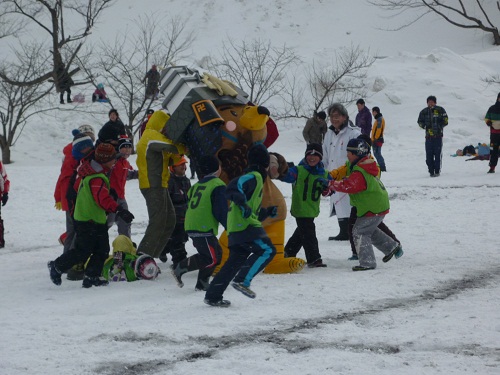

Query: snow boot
left=195, top=278, right=210, bottom=292
left=67, top=263, right=85, bottom=280
left=231, top=282, right=256, bottom=299
left=348, top=254, right=359, bottom=261
left=204, top=299, right=231, bottom=307
left=352, top=265, right=375, bottom=271
left=47, top=261, right=62, bottom=286
left=170, top=263, right=186, bottom=288
left=82, top=276, right=109, bottom=288
left=329, top=218, right=349, bottom=241
left=382, top=245, right=404, bottom=263
left=488, top=166, right=495, bottom=173
left=307, top=259, right=327, bottom=268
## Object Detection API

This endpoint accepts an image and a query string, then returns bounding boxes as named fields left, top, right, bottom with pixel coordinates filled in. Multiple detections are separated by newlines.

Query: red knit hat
left=95, top=143, right=117, bottom=163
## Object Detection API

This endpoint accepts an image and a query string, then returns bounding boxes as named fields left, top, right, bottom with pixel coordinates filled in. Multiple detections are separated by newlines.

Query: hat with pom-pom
left=95, top=142, right=117, bottom=163
left=72, top=129, right=94, bottom=160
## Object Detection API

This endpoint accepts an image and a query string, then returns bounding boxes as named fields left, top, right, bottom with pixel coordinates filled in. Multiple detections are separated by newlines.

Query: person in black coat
left=98, top=109, right=127, bottom=147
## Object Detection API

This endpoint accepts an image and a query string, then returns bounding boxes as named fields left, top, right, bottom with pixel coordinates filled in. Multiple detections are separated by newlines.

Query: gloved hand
left=266, top=206, right=278, bottom=218
left=2, top=193, right=8, bottom=206
left=240, top=205, right=252, bottom=219
left=317, top=178, right=329, bottom=189
left=54, top=201, right=62, bottom=210
left=322, top=180, right=336, bottom=197
left=116, top=206, right=135, bottom=224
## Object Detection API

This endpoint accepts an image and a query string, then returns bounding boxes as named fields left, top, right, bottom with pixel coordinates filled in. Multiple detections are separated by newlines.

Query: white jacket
left=322, top=122, right=361, bottom=218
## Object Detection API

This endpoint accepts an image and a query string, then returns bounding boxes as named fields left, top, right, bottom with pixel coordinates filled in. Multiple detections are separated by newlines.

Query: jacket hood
left=146, top=110, right=170, bottom=132
left=112, top=235, right=137, bottom=255
left=77, top=158, right=106, bottom=178
left=354, top=156, right=380, bottom=177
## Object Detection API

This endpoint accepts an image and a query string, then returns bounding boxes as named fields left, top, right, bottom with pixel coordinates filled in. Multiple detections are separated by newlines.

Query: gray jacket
left=303, top=117, right=327, bottom=144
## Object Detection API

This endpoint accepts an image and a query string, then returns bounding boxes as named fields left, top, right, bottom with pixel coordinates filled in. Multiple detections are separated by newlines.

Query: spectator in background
left=370, top=106, right=386, bottom=172
left=144, top=64, right=160, bottom=99
left=417, top=95, right=448, bottom=177
left=303, top=111, right=327, bottom=145
left=484, top=92, right=500, bottom=173
left=98, top=109, right=126, bottom=146
left=92, top=83, right=109, bottom=103
left=0, top=160, right=10, bottom=248
left=355, top=99, right=372, bottom=135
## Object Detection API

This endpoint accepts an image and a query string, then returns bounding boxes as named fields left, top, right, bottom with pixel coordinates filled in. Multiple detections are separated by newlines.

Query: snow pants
left=425, top=137, right=443, bottom=175
left=106, top=198, right=131, bottom=238
left=284, top=217, right=321, bottom=264
left=372, top=144, right=386, bottom=170
left=63, top=211, right=76, bottom=254
left=489, top=132, right=500, bottom=168
left=205, top=237, right=276, bottom=302
left=353, top=216, right=399, bottom=269
left=138, top=187, right=176, bottom=258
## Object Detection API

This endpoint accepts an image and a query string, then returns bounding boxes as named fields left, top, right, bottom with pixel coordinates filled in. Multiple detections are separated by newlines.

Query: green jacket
left=74, top=173, right=109, bottom=224
left=291, top=165, right=328, bottom=218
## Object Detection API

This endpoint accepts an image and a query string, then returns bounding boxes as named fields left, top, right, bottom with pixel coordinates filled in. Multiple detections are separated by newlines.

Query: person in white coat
left=322, top=103, right=361, bottom=240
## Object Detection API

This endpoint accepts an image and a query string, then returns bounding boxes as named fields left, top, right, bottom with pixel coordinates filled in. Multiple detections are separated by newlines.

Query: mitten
left=2, top=193, right=8, bottom=206
left=322, top=180, right=336, bottom=197
left=240, top=205, right=252, bottom=219
left=54, top=201, right=62, bottom=210
left=116, top=206, right=135, bottom=224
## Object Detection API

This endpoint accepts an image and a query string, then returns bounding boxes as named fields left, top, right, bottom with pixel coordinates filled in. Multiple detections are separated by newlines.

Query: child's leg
left=84, top=224, right=110, bottom=278
left=353, top=216, right=384, bottom=269
left=348, top=207, right=357, bottom=256
left=297, top=217, right=321, bottom=264
left=377, top=221, right=400, bottom=244
left=205, top=244, right=249, bottom=301
left=196, top=237, right=223, bottom=290
left=233, top=237, right=276, bottom=287
left=115, top=198, right=131, bottom=238
left=284, top=220, right=303, bottom=257
left=55, top=222, right=96, bottom=272
left=370, top=223, right=399, bottom=256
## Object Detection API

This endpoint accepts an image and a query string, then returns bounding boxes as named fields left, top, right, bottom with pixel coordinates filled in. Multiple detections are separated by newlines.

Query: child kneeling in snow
left=102, top=235, right=159, bottom=282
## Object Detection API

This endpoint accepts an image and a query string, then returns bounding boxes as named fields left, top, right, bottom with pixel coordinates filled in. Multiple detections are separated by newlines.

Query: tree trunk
left=2, top=145, right=11, bottom=164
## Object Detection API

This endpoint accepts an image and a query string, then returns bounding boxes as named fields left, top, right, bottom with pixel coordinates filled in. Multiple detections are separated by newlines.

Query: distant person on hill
left=485, top=92, right=500, bottom=173
left=370, top=106, right=386, bottom=172
left=418, top=95, right=448, bottom=177
left=355, top=99, right=372, bottom=135
left=57, top=67, right=73, bottom=104
left=92, top=83, right=109, bottom=103
left=302, top=111, right=327, bottom=145
left=0, top=160, right=10, bottom=248
left=144, top=64, right=160, bottom=99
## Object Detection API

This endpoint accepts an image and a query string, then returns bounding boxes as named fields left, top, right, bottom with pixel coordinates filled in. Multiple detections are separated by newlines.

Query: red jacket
left=54, top=143, right=78, bottom=211
left=109, top=158, right=136, bottom=199
left=0, top=161, right=10, bottom=196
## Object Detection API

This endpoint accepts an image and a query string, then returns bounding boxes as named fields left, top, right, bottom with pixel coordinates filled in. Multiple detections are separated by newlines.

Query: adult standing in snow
left=323, top=103, right=360, bottom=241
left=57, top=67, right=73, bottom=104
left=302, top=111, right=327, bottom=145
left=370, top=106, right=386, bottom=172
left=98, top=109, right=126, bottom=146
left=417, top=95, right=448, bottom=177
left=484, top=92, right=500, bottom=174
left=144, top=64, right=160, bottom=99
left=136, top=110, right=186, bottom=258
left=355, top=99, right=372, bottom=136
left=0, top=160, right=10, bottom=248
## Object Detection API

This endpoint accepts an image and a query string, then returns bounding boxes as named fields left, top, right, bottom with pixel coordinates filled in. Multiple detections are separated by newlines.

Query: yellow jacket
left=136, top=111, right=186, bottom=189
left=371, top=115, right=385, bottom=142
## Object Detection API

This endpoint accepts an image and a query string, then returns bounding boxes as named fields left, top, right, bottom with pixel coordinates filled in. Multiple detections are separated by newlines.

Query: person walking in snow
left=355, top=99, right=372, bottom=136
left=107, top=138, right=138, bottom=238
left=370, top=106, right=386, bottom=172
left=48, top=143, right=135, bottom=288
left=281, top=143, right=331, bottom=268
left=159, top=156, right=191, bottom=266
left=326, top=138, right=403, bottom=271
left=170, top=155, right=227, bottom=291
left=323, top=103, right=360, bottom=241
left=302, top=111, right=327, bottom=145
left=484, top=92, right=500, bottom=174
left=418, top=95, right=448, bottom=177
left=0, top=160, right=10, bottom=248
left=204, top=144, right=277, bottom=307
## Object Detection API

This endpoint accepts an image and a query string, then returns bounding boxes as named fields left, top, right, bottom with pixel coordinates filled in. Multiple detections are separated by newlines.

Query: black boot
left=329, top=218, right=349, bottom=241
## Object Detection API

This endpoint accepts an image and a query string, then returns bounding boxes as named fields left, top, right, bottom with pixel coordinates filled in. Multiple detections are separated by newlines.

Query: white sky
left=0, top=1, right=499, bottom=374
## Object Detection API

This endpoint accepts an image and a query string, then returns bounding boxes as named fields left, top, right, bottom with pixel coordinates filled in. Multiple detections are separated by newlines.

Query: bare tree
left=276, top=45, right=374, bottom=120
left=0, top=0, right=113, bottom=91
left=369, top=0, right=500, bottom=45
left=89, top=13, right=195, bottom=140
left=205, top=38, right=301, bottom=105
left=0, top=44, right=56, bottom=163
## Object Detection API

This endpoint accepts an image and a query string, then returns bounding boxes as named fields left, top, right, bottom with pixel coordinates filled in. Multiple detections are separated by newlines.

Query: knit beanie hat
left=71, top=129, right=94, bottom=160
left=305, top=143, right=323, bottom=160
left=78, top=124, right=95, bottom=139
left=198, top=155, right=220, bottom=176
left=117, top=137, right=133, bottom=152
left=346, top=138, right=370, bottom=157
left=95, top=142, right=117, bottom=163
left=247, top=144, right=270, bottom=168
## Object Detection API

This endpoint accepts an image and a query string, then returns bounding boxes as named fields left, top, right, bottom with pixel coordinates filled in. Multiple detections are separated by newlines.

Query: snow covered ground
left=0, top=1, right=499, bottom=374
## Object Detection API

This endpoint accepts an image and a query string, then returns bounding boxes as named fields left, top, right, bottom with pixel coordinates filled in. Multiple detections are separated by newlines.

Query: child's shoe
left=47, top=261, right=62, bottom=286
left=204, top=299, right=231, bottom=307
left=195, top=278, right=210, bottom=291
left=170, top=264, right=185, bottom=288
left=382, top=245, right=404, bottom=263
left=352, top=265, right=375, bottom=271
left=348, top=254, right=359, bottom=261
left=307, top=259, right=327, bottom=268
left=82, top=276, right=109, bottom=288
left=231, top=282, right=256, bottom=299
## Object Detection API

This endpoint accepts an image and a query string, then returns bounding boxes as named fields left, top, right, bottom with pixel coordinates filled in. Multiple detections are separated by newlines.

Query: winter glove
left=267, top=206, right=278, bottom=218
left=54, top=201, right=62, bottom=210
left=322, top=180, right=336, bottom=197
left=2, top=193, right=8, bottom=206
left=116, top=206, right=135, bottom=224
left=240, top=204, right=252, bottom=219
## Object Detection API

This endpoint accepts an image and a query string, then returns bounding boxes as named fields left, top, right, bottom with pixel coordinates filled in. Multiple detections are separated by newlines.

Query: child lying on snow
left=452, top=143, right=489, bottom=160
